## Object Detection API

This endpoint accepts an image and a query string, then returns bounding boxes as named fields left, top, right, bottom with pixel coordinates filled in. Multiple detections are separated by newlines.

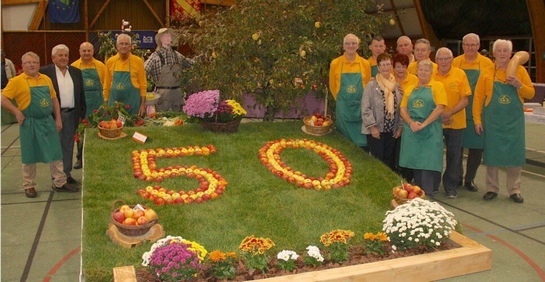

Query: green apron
left=20, top=84, right=63, bottom=164
left=79, top=64, right=103, bottom=118
left=482, top=79, right=525, bottom=166
left=371, top=64, right=379, bottom=77
left=108, top=59, right=140, bottom=115
left=335, top=63, right=367, bottom=147
left=460, top=63, right=483, bottom=149
left=399, top=86, right=443, bottom=172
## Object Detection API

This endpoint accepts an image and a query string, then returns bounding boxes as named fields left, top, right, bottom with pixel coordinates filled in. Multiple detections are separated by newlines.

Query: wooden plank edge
left=113, top=265, right=136, bottom=282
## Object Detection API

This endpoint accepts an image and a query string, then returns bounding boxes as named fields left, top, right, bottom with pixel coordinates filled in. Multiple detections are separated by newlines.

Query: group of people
left=1, top=28, right=195, bottom=198
left=330, top=33, right=535, bottom=203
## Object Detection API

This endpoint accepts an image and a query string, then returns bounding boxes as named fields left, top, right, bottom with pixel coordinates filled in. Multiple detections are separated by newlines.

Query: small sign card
left=132, top=131, right=148, bottom=143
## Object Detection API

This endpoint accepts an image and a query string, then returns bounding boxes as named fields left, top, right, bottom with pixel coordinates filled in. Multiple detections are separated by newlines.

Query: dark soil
left=135, top=240, right=460, bottom=281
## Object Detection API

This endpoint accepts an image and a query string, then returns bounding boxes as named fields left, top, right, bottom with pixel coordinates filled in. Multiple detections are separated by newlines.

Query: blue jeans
left=442, top=129, right=463, bottom=194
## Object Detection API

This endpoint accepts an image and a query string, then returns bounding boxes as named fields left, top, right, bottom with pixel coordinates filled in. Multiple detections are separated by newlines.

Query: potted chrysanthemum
left=182, top=89, right=247, bottom=132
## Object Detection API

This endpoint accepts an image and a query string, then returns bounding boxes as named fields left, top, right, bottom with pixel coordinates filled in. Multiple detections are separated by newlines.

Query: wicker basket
left=98, top=125, right=123, bottom=138
left=201, top=118, right=241, bottom=133
left=392, top=187, right=426, bottom=205
left=111, top=200, right=157, bottom=237
left=303, top=116, right=333, bottom=136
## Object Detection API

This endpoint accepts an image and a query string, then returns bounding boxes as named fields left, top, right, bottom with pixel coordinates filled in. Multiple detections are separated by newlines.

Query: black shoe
left=52, top=183, right=80, bottom=193
left=66, top=177, right=79, bottom=185
left=74, top=159, right=82, bottom=169
left=25, top=188, right=37, bottom=198
left=464, top=182, right=479, bottom=192
left=483, top=191, right=497, bottom=201
left=510, top=193, right=524, bottom=203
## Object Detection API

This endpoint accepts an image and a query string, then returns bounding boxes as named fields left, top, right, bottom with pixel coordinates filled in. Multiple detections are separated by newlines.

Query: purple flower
left=183, top=90, right=220, bottom=118
left=148, top=240, right=202, bottom=281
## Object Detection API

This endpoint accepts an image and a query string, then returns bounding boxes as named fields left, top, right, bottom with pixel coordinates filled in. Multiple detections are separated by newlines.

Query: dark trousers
left=413, top=169, right=441, bottom=196
left=461, top=148, right=483, bottom=183
left=366, top=132, right=396, bottom=170
left=394, top=136, right=413, bottom=182
left=442, top=129, right=463, bottom=194
left=59, top=110, right=77, bottom=178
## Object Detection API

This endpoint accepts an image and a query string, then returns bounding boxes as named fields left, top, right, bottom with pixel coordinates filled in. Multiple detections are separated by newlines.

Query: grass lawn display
left=82, top=121, right=421, bottom=280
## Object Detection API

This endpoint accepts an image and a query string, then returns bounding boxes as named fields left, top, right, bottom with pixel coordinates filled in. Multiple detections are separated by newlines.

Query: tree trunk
left=263, top=105, right=275, bottom=121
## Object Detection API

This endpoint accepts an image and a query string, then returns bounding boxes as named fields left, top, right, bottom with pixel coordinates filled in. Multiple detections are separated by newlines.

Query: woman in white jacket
left=361, top=53, right=403, bottom=170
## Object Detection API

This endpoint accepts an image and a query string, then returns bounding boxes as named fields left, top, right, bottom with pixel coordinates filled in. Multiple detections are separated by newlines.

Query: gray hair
left=435, top=47, right=453, bottom=58
left=397, top=35, right=411, bottom=45
left=117, top=33, right=132, bottom=44
left=417, top=59, right=433, bottom=71
left=52, top=44, right=69, bottom=56
left=343, top=33, right=360, bottom=44
left=462, top=33, right=480, bottom=44
left=492, top=39, right=512, bottom=53
left=414, top=38, right=431, bottom=50
left=22, top=51, right=40, bottom=63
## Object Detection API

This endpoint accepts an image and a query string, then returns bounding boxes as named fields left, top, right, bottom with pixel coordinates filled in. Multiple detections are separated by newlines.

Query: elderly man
left=473, top=39, right=535, bottom=203
left=452, top=33, right=494, bottom=192
left=396, top=36, right=415, bottom=64
left=1, top=52, right=79, bottom=197
left=407, top=38, right=438, bottom=75
left=104, top=33, right=147, bottom=116
left=71, top=42, right=106, bottom=169
left=329, top=33, right=371, bottom=150
left=433, top=47, right=471, bottom=199
left=367, top=35, right=387, bottom=77
left=40, top=44, right=86, bottom=186
left=145, top=28, right=195, bottom=112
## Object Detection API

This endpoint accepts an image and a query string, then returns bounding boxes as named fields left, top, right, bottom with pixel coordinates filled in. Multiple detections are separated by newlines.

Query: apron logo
left=411, top=99, right=424, bottom=109
left=448, top=82, right=458, bottom=89
left=499, top=95, right=511, bottom=104
left=85, top=79, right=95, bottom=87
left=40, top=98, right=50, bottom=108
left=115, top=82, right=125, bottom=90
left=346, top=85, right=357, bottom=94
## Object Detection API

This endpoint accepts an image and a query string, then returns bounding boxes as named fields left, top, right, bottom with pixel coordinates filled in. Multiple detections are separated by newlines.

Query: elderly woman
left=473, top=39, right=535, bottom=203
left=329, top=33, right=372, bottom=150
left=399, top=60, right=447, bottom=196
left=361, top=53, right=403, bottom=170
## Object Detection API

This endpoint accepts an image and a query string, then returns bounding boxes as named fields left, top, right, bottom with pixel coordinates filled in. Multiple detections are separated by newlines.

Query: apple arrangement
left=112, top=204, right=158, bottom=226
left=392, top=183, right=425, bottom=204
left=308, top=112, right=333, bottom=127
left=98, top=119, right=123, bottom=129
left=258, top=138, right=352, bottom=190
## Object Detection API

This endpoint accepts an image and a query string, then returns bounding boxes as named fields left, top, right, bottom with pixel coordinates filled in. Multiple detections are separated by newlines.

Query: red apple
left=112, top=211, right=125, bottom=223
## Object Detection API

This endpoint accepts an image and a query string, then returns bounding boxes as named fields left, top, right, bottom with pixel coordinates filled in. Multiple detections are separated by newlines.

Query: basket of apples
left=98, top=119, right=123, bottom=138
left=392, top=183, right=426, bottom=205
left=303, top=112, right=333, bottom=136
left=111, top=200, right=158, bottom=236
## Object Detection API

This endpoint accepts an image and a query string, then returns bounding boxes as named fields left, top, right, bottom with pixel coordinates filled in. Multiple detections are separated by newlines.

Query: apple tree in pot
left=176, top=0, right=387, bottom=121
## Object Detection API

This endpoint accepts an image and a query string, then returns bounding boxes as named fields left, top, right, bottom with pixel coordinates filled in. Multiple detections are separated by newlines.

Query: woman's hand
left=506, top=75, right=523, bottom=89
left=475, top=124, right=483, bottom=135
left=409, top=121, right=422, bottom=132
left=370, top=126, right=380, bottom=139
left=393, top=127, right=402, bottom=138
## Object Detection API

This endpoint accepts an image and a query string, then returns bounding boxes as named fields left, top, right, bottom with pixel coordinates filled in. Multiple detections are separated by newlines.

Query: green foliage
left=97, top=31, right=149, bottom=61
left=81, top=121, right=401, bottom=281
left=176, top=0, right=388, bottom=120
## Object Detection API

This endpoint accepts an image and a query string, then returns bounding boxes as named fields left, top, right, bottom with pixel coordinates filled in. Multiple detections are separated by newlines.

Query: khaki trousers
left=485, top=166, right=522, bottom=195
left=22, top=160, right=67, bottom=190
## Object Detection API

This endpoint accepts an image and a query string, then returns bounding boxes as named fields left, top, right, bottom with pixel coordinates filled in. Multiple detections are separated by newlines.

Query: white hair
left=462, top=33, right=480, bottom=44
left=343, top=33, right=360, bottom=44
left=117, top=33, right=132, bottom=44
left=435, top=47, right=453, bottom=58
left=492, top=39, right=512, bottom=52
left=52, top=44, right=69, bottom=56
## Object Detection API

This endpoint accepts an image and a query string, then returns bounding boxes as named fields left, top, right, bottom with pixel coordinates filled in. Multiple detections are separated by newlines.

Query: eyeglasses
left=436, top=57, right=452, bottom=62
left=379, top=62, right=391, bottom=67
left=344, top=42, right=358, bottom=46
left=23, top=61, right=39, bottom=65
left=463, top=43, right=479, bottom=48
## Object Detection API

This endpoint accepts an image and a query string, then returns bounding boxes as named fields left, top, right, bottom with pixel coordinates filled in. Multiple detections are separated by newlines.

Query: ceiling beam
left=526, top=0, right=544, bottom=83
left=413, top=0, right=440, bottom=56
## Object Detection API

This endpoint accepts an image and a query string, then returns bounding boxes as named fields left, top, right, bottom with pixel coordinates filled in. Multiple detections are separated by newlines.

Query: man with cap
left=144, top=28, right=195, bottom=112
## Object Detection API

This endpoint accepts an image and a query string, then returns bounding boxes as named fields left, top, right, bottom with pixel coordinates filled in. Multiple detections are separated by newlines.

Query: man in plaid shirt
left=144, top=28, right=195, bottom=112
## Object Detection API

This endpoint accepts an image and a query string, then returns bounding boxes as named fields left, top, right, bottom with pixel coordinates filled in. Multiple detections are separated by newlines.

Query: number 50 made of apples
left=133, top=145, right=227, bottom=205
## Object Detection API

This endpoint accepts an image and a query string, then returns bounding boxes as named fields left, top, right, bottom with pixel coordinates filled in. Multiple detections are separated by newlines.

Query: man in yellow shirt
left=433, top=47, right=471, bottom=199
left=407, top=38, right=438, bottom=76
left=367, top=35, right=386, bottom=77
left=452, top=33, right=494, bottom=192
left=104, top=34, right=147, bottom=116
left=329, top=34, right=371, bottom=149
left=1, top=52, right=79, bottom=198
left=71, top=42, right=107, bottom=169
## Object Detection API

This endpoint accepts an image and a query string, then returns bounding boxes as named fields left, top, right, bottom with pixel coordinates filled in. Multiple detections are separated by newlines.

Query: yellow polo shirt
left=103, top=53, right=147, bottom=102
left=401, top=80, right=448, bottom=108
left=329, top=53, right=371, bottom=99
left=1, top=73, right=57, bottom=110
left=71, top=58, right=107, bottom=86
left=433, top=67, right=472, bottom=129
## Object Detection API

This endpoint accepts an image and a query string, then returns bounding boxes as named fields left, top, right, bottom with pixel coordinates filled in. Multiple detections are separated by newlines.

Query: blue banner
left=49, top=0, right=80, bottom=23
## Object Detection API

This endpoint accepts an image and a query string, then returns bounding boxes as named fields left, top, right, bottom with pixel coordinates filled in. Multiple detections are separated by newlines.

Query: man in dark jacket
left=40, top=44, right=86, bottom=186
